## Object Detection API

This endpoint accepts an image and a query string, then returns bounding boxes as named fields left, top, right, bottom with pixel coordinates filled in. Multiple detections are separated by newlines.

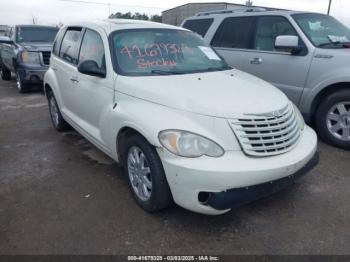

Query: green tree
left=109, top=12, right=162, bottom=23
left=150, top=15, right=162, bottom=22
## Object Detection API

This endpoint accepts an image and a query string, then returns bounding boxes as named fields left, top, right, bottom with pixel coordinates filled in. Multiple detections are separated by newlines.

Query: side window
left=53, top=28, right=66, bottom=56
left=183, top=19, right=214, bottom=37
left=78, top=29, right=105, bottom=69
left=211, top=17, right=256, bottom=49
left=59, top=27, right=82, bottom=65
left=254, top=16, right=298, bottom=51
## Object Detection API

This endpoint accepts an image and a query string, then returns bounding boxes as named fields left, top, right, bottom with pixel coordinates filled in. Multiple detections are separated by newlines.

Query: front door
left=241, top=16, right=313, bottom=105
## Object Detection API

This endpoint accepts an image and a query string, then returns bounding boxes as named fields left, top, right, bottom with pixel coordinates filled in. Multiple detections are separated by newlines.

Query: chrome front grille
left=229, top=104, right=301, bottom=157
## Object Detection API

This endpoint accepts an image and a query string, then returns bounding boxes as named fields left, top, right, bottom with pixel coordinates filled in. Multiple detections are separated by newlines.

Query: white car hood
left=116, top=69, right=289, bottom=118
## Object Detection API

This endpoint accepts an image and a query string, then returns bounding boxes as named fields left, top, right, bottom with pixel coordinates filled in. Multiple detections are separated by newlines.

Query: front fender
left=300, top=66, right=350, bottom=116
left=101, top=92, right=241, bottom=162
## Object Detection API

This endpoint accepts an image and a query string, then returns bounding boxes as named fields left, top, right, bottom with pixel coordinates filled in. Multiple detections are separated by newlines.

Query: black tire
left=122, top=134, right=173, bottom=212
left=1, top=66, right=11, bottom=81
left=16, top=72, right=31, bottom=93
left=315, top=89, right=350, bottom=149
left=47, top=91, right=70, bottom=132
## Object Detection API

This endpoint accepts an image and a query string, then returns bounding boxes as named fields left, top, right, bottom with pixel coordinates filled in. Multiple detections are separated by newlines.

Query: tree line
left=109, top=12, right=162, bottom=23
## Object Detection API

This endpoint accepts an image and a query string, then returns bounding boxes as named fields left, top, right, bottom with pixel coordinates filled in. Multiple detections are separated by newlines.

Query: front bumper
left=207, top=152, right=318, bottom=210
left=158, top=126, right=318, bottom=215
left=17, top=64, right=48, bottom=83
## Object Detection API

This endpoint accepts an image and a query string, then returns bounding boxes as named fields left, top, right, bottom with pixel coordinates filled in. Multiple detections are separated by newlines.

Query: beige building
left=162, top=2, right=278, bottom=26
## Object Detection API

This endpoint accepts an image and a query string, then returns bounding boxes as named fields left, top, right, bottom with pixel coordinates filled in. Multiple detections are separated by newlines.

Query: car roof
left=65, top=19, right=188, bottom=35
left=185, top=10, right=324, bottom=20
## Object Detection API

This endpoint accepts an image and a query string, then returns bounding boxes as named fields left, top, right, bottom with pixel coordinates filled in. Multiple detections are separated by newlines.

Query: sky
left=0, top=0, right=349, bottom=27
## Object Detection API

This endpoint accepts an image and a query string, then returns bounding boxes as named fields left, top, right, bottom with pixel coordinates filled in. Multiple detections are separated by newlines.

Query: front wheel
left=123, top=134, right=173, bottom=212
left=315, top=89, right=350, bottom=149
left=16, top=72, right=31, bottom=93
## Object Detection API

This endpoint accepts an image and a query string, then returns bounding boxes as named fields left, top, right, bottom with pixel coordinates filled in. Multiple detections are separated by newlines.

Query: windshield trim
left=108, top=28, right=230, bottom=77
left=292, top=13, right=350, bottom=49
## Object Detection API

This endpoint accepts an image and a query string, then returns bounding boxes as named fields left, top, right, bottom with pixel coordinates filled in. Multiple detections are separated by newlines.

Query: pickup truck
left=0, top=25, right=59, bottom=93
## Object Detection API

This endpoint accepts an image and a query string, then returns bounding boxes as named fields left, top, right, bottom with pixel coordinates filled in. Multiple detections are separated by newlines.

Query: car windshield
left=111, top=29, right=230, bottom=76
left=16, top=27, right=59, bottom=43
left=292, top=13, right=350, bottom=48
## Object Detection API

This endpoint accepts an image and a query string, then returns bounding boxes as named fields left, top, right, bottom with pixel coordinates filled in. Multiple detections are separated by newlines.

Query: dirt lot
left=0, top=78, right=349, bottom=255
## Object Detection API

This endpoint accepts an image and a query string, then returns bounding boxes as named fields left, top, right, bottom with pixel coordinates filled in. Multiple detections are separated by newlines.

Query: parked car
left=182, top=9, right=350, bottom=149
left=0, top=25, right=59, bottom=93
left=44, top=19, right=318, bottom=215
left=0, top=36, right=10, bottom=69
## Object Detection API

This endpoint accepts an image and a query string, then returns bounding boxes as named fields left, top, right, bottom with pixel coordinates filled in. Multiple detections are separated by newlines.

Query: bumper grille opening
left=230, top=104, right=301, bottom=157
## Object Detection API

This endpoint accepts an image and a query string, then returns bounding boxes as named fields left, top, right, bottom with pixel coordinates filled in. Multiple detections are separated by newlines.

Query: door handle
left=250, top=57, right=262, bottom=65
left=70, top=76, right=79, bottom=83
left=51, top=67, right=58, bottom=71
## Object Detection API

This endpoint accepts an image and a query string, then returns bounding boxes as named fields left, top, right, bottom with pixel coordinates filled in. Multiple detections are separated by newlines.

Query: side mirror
left=77, top=60, right=106, bottom=78
left=275, top=35, right=301, bottom=54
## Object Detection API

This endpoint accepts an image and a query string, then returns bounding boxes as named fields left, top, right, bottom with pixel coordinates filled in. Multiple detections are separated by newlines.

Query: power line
left=59, top=0, right=166, bottom=10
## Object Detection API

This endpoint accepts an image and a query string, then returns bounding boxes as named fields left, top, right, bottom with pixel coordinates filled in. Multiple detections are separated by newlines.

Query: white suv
left=183, top=9, right=350, bottom=150
left=44, top=19, right=318, bottom=215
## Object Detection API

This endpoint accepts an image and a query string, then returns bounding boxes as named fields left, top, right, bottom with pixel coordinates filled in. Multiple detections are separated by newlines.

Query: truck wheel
left=1, top=67, right=11, bottom=81
left=16, top=72, right=31, bottom=93
left=47, top=91, right=70, bottom=132
left=315, top=89, right=350, bottom=149
left=122, top=134, right=173, bottom=212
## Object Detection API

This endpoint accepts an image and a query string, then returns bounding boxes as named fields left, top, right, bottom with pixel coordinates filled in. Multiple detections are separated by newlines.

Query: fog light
left=198, top=192, right=213, bottom=204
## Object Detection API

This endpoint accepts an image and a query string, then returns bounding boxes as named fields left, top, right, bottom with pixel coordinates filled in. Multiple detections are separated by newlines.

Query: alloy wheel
left=49, top=96, right=60, bottom=128
left=326, top=102, right=350, bottom=141
left=16, top=73, right=22, bottom=92
left=127, top=146, right=152, bottom=201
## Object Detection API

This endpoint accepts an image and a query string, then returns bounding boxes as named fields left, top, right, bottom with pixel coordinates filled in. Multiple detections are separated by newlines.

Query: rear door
left=54, top=27, right=83, bottom=119
left=72, top=27, right=114, bottom=144
left=211, top=16, right=257, bottom=73
left=244, top=15, right=313, bottom=104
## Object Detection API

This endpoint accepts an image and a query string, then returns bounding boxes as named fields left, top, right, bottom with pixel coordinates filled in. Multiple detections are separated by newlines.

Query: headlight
left=21, top=51, right=40, bottom=65
left=158, top=130, right=224, bottom=158
left=292, top=104, right=305, bottom=131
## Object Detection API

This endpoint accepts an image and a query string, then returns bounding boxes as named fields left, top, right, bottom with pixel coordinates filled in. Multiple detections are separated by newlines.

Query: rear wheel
left=0, top=66, right=11, bottom=81
left=315, top=89, right=350, bottom=149
left=47, top=91, right=70, bottom=132
left=16, top=72, right=31, bottom=93
left=122, top=134, right=173, bottom=212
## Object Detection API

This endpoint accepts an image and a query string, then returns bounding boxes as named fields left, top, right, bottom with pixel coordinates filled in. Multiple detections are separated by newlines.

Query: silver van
left=182, top=9, right=350, bottom=149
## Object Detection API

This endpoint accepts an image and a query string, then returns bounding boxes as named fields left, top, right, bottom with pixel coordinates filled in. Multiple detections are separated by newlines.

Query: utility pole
left=327, top=0, right=332, bottom=15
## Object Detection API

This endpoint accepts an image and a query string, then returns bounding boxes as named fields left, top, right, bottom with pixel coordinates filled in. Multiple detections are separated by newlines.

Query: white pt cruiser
left=44, top=20, right=318, bottom=215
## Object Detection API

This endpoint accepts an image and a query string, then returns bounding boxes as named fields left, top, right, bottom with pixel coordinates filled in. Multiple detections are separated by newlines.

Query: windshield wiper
left=318, top=41, right=350, bottom=48
left=151, top=70, right=181, bottom=75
